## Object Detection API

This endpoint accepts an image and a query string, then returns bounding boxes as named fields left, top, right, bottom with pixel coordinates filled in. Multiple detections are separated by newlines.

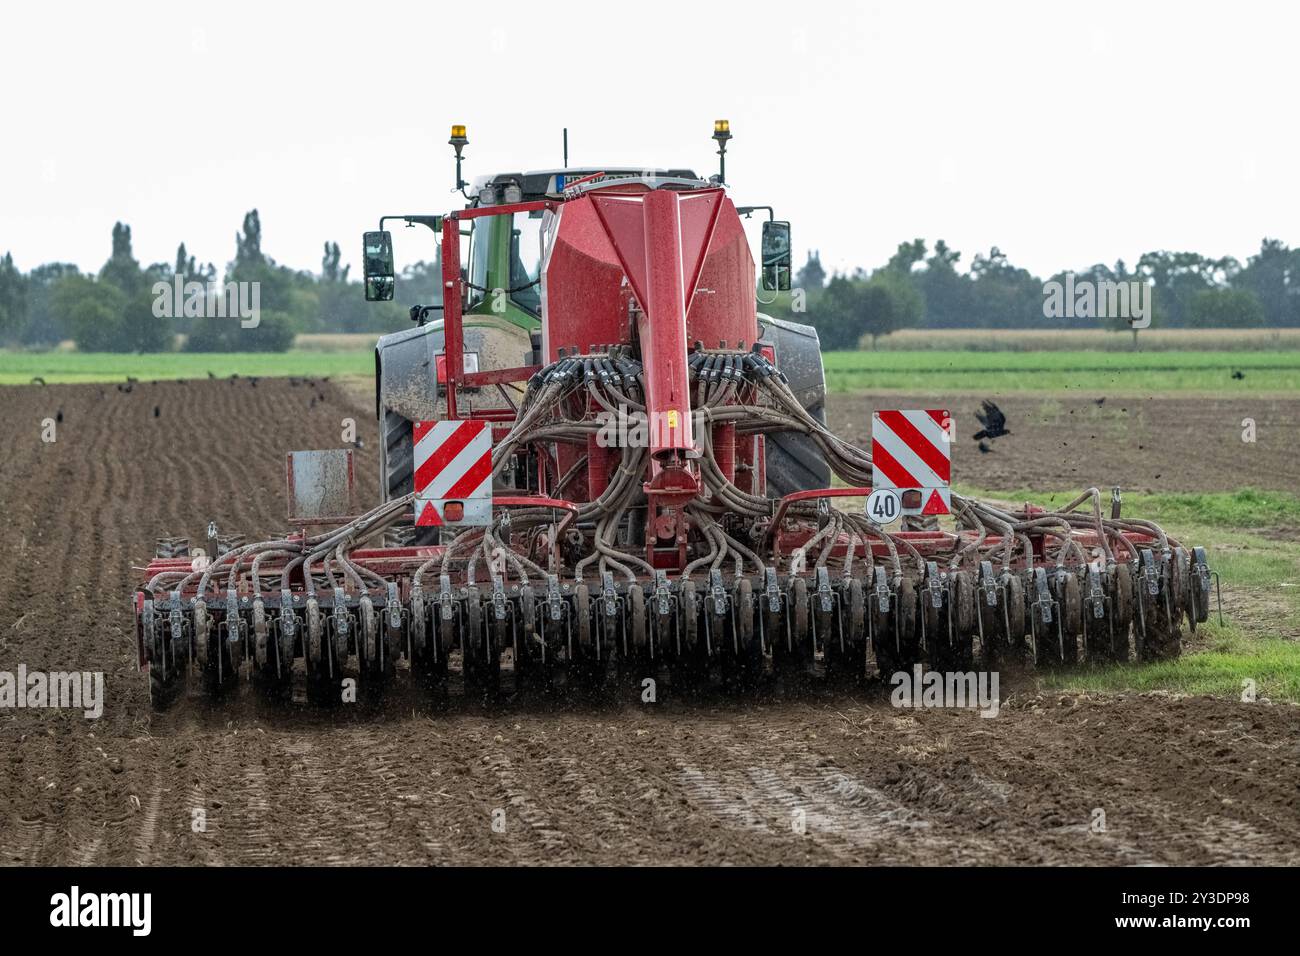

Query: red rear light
left=443, top=501, right=465, bottom=522
left=434, top=352, right=480, bottom=382
left=901, top=490, right=923, bottom=509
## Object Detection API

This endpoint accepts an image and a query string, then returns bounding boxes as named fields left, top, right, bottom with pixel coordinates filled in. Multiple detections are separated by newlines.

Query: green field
left=7, top=345, right=1300, bottom=393
left=0, top=349, right=373, bottom=384
left=862, top=327, right=1300, bottom=352
left=823, top=349, right=1300, bottom=393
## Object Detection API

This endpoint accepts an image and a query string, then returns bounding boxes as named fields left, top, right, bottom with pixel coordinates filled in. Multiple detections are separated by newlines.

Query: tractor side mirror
left=760, top=220, right=792, bottom=293
left=363, top=230, right=395, bottom=301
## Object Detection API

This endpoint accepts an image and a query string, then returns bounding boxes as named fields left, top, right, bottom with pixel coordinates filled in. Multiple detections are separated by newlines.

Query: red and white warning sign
left=871, top=409, right=952, bottom=516
left=413, top=419, right=493, bottom=527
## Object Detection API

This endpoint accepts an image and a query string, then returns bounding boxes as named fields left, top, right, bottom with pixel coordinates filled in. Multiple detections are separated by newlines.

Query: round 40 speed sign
left=866, top=488, right=901, bottom=525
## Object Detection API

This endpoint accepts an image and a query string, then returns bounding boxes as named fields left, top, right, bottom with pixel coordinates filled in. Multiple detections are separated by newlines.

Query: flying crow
left=972, top=400, right=1010, bottom=441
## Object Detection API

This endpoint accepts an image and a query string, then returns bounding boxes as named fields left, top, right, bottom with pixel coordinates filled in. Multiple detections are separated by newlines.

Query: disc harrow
left=136, top=348, right=1219, bottom=709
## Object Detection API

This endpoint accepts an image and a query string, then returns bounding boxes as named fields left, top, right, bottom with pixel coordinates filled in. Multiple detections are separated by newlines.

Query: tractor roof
left=473, top=168, right=704, bottom=202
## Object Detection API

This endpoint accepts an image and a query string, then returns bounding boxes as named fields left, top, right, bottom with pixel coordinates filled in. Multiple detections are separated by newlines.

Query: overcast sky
left=1, top=0, right=1295, bottom=281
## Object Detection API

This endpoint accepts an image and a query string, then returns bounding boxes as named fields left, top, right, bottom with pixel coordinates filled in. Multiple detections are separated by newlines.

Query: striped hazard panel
left=413, top=419, right=493, bottom=527
left=871, top=409, right=952, bottom=516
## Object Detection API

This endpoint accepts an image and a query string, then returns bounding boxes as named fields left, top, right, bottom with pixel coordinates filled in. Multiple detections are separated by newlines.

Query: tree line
left=2, top=222, right=1297, bottom=353
left=779, top=238, right=1300, bottom=349
left=0, top=212, right=438, bottom=352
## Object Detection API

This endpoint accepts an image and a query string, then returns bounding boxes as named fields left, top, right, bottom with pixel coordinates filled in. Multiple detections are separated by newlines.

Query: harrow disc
left=194, top=601, right=210, bottom=667
left=1110, top=563, right=1134, bottom=636
left=775, top=576, right=813, bottom=680
left=895, top=576, right=920, bottom=667
left=252, top=600, right=269, bottom=668
left=1190, top=547, right=1213, bottom=625
left=1058, top=571, right=1082, bottom=665
left=846, top=577, right=869, bottom=678
left=306, top=599, right=322, bottom=665
left=463, top=589, right=502, bottom=699
left=1002, top=572, right=1026, bottom=653
left=724, top=578, right=763, bottom=690
left=628, top=585, right=647, bottom=660
left=1171, top=546, right=1192, bottom=630
left=953, top=570, right=977, bottom=636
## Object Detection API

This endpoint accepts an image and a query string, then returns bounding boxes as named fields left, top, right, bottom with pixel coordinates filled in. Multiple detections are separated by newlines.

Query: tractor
left=134, top=122, right=1217, bottom=708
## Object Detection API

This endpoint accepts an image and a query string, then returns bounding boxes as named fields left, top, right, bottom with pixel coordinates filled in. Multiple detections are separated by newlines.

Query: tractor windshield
left=466, top=210, right=544, bottom=317
left=510, top=210, right=544, bottom=315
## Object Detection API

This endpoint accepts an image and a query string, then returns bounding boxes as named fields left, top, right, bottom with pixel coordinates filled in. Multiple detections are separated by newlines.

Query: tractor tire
left=381, top=408, right=439, bottom=548
left=759, top=316, right=831, bottom=497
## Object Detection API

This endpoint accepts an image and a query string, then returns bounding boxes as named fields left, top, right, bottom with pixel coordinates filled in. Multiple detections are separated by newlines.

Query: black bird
left=1231, top=370, right=1245, bottom=380
left=56, top=408, right=63, bottom=423
left=977, top=440, right=992, bottom=454
left=153, top=406, right=161, bottom=418
left=972, top=400, right=1010, bottom=441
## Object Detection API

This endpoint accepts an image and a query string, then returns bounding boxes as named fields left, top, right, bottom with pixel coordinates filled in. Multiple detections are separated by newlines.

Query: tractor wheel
left=381, top=409, right=439, bottom=548
left=760, top=317, right=831, bottom=498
